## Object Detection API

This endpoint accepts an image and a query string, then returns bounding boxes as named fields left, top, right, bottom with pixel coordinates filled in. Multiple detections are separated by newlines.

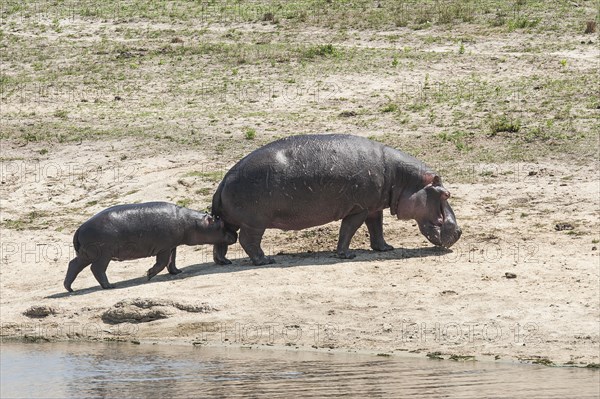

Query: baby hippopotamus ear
left=423, top=172, right=442, bottom=187
left=198, top=215, right=218, bottom=228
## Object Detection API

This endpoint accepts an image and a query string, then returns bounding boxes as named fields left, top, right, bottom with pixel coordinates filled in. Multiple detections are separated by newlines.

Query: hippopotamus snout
left=439, top=220, right=462, bottom=248
left=419, top=220, right=461, bottom=248
left=417, top=196, right=461, bottom=249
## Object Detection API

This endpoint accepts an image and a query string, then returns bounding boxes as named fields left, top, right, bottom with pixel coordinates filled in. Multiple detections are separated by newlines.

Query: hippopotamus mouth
left=419, top=203, right=462, bottom=249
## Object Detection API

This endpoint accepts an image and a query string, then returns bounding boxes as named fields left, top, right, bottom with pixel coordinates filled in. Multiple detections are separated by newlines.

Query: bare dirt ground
left=1, top=1, right=599, bottom=367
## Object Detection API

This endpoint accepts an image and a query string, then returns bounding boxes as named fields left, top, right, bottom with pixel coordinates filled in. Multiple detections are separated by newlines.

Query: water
left=1, top=342, right=598, bottom=398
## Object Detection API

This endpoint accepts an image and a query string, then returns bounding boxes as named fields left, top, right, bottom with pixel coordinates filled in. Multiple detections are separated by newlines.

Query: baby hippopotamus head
left=188, top=214, right=238, bottom=246
left=395, top=173, right=462, bottom=248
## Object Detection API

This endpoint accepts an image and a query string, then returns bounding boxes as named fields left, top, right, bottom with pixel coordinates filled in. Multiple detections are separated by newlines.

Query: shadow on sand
left=46, top=246, right=451, bottom=298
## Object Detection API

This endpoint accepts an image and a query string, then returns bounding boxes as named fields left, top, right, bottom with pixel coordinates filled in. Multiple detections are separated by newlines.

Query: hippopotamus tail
left=211, top=180, right=225, bottom=218
left=72, top=227, right=81, bottom=254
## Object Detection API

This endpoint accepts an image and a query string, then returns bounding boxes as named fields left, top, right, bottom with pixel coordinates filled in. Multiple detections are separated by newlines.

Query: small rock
left=441, top=290, right=458, bottom=295
left=592, top=246, right=597, bottom=251
left=23, top=305, right=58, bottom=318
left=102, top=298, right=217, bottom=324
left=338, top=110, right=357, bottom=117
left=554, top=223, right=574, bottom=231
left=505, top=272, right=517, bottom=279
left=528, top=171, right=537, bottom=176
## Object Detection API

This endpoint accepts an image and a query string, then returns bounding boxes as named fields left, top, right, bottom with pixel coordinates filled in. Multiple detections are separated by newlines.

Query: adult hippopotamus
left=64, top=202, right=237, bottom=292
left=212, top=134, right=461, bottom=266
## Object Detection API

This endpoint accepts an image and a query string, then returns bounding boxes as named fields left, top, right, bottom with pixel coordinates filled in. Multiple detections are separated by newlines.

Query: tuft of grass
left=449, top=355, right=476, bottom=361
left=381, top=103, right=398, bottom=113
left=489, top=116, right=521, bottom=135
left=507, top=17, right=540, bottom=31
left=176, top=198, right=192, bottom=208
left=53, top=109, right=68, bottom=119
left=303, top=44, right=340, bottom=59
left=2, top=210, right=49, bottom=230
left=436, top=130, right=473, bottom=152
left=244, top=127, right=256, bottom=140
left=532, top=358, right=554, bottom=366
left=185, top=171, right=224, bottom=183
left=195, top=187, right=212, bottom=196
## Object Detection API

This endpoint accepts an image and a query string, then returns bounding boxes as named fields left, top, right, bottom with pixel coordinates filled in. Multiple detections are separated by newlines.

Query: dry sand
left=1, top=138, right=598, bottom=367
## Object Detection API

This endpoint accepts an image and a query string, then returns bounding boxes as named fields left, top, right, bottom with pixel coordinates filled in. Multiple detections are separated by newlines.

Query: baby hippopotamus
left=64, top=202, right=237, bottom=292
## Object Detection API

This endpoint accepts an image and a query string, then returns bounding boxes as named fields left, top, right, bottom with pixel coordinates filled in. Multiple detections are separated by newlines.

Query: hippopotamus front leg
left=166, top=247, right=181, bottom=275
left=147, top=249, right=173, bottom=280
left=337, top=210, right=369, bottom=259
left=365, top=210, right=394, bottom=252
left=90, top=257, right=115, bottom=289
left=239, top=226, right=274, bottom=265
left=213, top=243, right=231, bottom=265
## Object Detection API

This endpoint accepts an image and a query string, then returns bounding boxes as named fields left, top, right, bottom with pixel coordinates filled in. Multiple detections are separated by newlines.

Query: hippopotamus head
left=187, top=214, right=237, bottom=245
left=394, top=173, right=462, bottom=248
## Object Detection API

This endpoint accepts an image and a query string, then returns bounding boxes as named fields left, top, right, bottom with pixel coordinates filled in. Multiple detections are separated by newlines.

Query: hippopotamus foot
left=166, top=248, right=181, bottom=275
left=213, top=243, right=232, bottom=265
left=147, top=249, right=174, bottom=280
left=251, top=255, right=275, bottom=265
left=168, top=267, right=182, bottom=275
left=90, top=257, right=114, bottom=290
left=100, top=282, right=116, bottom=289
left=337, top=250, right=357, bottom=259
left=372, top=243, right=394, bottom=251
left=365, top=210, right=394, bottom=252
left=239, top=227, right=274, bottom=266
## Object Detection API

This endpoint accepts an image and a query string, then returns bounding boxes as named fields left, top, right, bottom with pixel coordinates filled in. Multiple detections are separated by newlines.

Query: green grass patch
left=184, top=171, right=225, bottom=183
left=244, top=127, right=257, bottom=140
left=176, top=198, right=192, bottom=208
left=302, top=44, right=341, bottom=59
left=489, top=115, right=521, bottom=135
left=381, top=103, right=398, bottom=113
left=436, top=130, right=474, bottom=152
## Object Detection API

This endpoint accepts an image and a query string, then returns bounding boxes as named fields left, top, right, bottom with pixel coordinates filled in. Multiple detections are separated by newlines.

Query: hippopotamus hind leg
left=239, top=226, right=274, bottom=265
left=213, top=223, right=239, bottom=265
left=166, top=247, right=181, bottom=275
left=64, top=257, right=91, bottom=292
left=365, top=210, right=394, bottom=252
left=337, top=210, right=369, bottom=259
left=147, top=249, right=173, bottom=280
left=90, top=257, right=115, bottom=289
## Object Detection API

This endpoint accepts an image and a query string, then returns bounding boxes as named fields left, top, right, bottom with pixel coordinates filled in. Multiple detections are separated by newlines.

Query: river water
left=1, top=342, right=598, bottom=398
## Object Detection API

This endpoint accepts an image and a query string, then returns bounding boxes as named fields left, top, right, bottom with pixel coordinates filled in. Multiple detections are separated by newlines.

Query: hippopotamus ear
left=196, top=215, right=215, bottom=229
left=423, top=172, right=441, bottom=186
